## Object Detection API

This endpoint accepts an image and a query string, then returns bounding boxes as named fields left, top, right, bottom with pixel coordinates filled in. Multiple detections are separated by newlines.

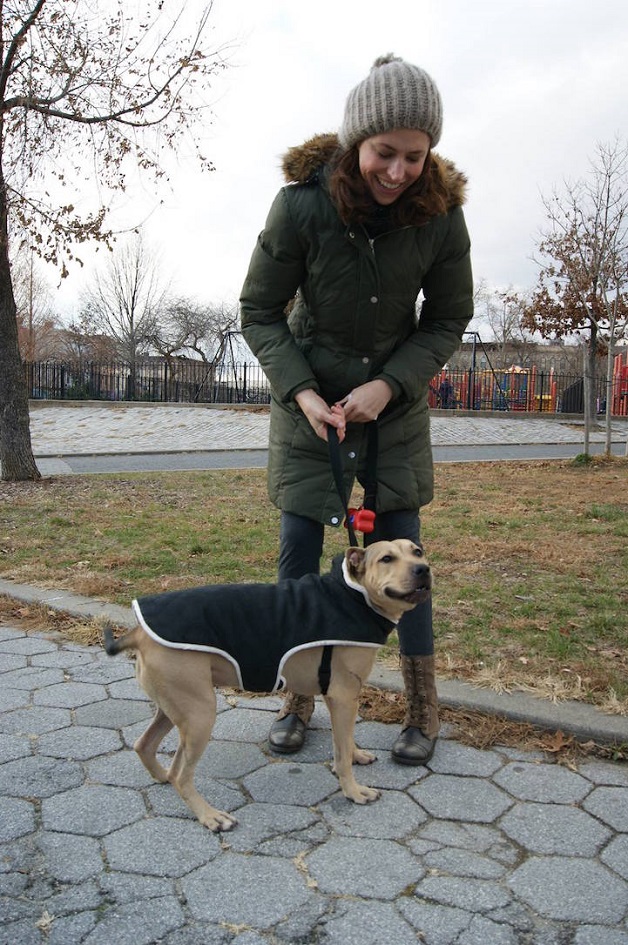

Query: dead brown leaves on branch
left=2, top=0, right=229, bottom=268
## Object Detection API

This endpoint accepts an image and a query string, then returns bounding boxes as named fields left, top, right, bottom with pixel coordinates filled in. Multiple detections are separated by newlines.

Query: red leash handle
left=345, top=507, right=376, bottom=535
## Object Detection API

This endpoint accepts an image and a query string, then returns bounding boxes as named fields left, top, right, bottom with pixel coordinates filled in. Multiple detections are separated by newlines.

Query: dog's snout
left=413, top=563, right=430, bottom=578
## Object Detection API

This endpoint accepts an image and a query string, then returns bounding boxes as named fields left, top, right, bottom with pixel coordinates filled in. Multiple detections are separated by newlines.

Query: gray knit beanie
left=338, top=54, right=443, bottom=150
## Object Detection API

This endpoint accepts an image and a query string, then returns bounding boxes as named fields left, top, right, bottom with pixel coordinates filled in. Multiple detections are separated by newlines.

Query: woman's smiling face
left=358, top=128, right=431, bottom=205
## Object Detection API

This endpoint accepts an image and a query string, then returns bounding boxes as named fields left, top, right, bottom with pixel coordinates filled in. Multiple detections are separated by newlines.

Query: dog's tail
left=103, top=624, right=140, bottom=656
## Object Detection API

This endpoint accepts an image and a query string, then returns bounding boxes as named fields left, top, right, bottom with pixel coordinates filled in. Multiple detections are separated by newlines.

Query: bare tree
left=523, top=139, right=628, bottom=455
left=81, top=235, right=168, bottom=398
left=152, top=298, right=239, bottom=400
left=11, top=248, right=59, bottom=359
left=155, top=299, right=239, bottom=359
left=473, top=281, right=532, bottom=367
left=0, top=0, right=227, bottom=480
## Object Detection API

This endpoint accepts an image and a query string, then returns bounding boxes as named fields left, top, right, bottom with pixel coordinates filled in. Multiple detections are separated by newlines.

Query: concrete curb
left=1, top=576, right=625, bottom=748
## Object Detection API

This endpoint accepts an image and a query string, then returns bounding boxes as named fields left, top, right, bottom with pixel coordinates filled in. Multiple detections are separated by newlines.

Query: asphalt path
left=35, top=439, right=627, bottom=476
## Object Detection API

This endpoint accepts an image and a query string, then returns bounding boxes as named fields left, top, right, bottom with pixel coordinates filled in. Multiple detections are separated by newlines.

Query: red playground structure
left=429, top=349, right=628, bottom=415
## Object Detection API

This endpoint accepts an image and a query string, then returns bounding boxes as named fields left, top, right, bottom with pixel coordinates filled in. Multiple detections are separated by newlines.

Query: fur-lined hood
left=281, top=133, right=468, bottom=209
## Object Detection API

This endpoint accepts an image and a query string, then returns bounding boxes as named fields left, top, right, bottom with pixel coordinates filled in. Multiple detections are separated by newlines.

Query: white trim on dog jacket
left=132, top=555, right=395, bottom=692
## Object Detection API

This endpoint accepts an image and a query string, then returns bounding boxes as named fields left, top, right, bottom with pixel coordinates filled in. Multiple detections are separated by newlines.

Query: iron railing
left=24, top=359, right=628, bottom=415
left=25, top=359, right=271, bottom=406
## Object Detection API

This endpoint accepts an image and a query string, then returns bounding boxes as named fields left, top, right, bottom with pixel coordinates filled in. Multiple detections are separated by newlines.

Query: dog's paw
left=200, top=808, right=238, bottom=832
left=344, top=783, right=381, bottom=805
left=353, top=748, right=376, bottom=766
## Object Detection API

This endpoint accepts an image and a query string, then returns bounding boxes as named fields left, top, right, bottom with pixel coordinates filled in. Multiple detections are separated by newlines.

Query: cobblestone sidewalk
left=27, top=403, right=628, bottom=456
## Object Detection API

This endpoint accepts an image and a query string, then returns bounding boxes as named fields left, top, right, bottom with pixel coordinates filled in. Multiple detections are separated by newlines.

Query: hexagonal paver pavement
left=2, top=621, right=628, bottom=945
left=306, top=836, right=424, bottom=899
left=500, top=801, right=611, bottom=855
left=104, top=817, right=221, bottom=876
left=492, top=760, right=592, bottom=803
left=508, top=856, right=628, bottom=923
left=181, top=853, right=315, bottom=927
left=42, top=784, right=147, bottom=835
left=583, top=785, right=628, bottom=832
left=409, top=773, right=513, bottom=822
left=243, top=759, right=339, bottom=807
left=318, top=787, right=427, bottom=838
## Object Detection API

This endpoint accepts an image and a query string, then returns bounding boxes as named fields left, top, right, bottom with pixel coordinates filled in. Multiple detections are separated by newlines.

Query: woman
left=240, top=54, right=473, bottom=764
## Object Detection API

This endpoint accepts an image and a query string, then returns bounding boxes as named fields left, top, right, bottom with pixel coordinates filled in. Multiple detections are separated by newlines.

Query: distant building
left=448, top=341, right=584, bottom=375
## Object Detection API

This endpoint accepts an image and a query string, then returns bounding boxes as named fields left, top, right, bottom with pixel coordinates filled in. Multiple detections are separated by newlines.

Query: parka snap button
left=330, top=516, right=340, bottom=525
left=362, top=356, right=369, bottom=364
left=348, top=451, right=356, bottom=459
left=370, top=296, right=378, bottom=303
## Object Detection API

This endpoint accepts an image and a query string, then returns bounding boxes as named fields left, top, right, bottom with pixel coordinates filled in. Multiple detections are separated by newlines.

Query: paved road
left=1, top=404, right=627, bottom=943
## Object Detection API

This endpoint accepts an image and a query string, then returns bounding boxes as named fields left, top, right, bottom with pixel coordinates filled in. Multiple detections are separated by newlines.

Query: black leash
left=328, top=424, right=358, bottom=545
left=362, top=420, right=379, bottom=515
left=318, top=644, right=333, bottom=695
left=327, top=422, right=379, bottom=548
left=320, top=421, right=379, bottom=696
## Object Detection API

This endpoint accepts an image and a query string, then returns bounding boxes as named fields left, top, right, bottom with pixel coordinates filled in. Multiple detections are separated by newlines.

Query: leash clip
left=345, top=507, right=376, bottom=535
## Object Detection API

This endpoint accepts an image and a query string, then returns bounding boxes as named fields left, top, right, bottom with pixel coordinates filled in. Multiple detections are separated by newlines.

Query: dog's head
left=345, top=538, right=432, bottom=621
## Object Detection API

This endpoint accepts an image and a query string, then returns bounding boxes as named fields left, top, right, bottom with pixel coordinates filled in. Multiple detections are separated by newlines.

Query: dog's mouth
left=385, top=585, right=431, bottom=604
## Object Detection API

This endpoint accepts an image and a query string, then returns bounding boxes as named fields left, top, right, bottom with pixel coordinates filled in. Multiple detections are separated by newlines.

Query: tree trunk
left=582, top=342, right=591, bottom=456
left=589, top=321, right=600, bottom=421
left=604, top=305, right=619, bottom=458
left=0, top=176, right=41, bottom=481
left=583, top=320, right=601, bottom=457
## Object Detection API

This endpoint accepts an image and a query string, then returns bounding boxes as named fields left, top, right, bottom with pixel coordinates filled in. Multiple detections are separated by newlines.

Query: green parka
left=240, top=134, right=473, bottom=527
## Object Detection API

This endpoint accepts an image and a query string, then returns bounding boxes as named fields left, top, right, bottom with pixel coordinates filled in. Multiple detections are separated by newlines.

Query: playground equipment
left=429, top=343, right=628, bottom=414
left=612, top=350, right=628, bottom=416
left=429, top=364, right=558, bottom=412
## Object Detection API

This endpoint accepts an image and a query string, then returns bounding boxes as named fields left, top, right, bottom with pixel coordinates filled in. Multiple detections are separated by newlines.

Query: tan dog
left=104, top=539, right=431, bottom=831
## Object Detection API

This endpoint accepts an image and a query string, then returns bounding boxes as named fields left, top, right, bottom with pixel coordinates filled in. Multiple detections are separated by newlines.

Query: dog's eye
left=379, top=554, right=394, bottom=563
left=413, top=546, right=425, bottom=557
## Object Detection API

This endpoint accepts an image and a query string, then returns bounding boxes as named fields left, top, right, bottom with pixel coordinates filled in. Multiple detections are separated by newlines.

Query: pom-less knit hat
left=338, top=54, right=443, bottom=150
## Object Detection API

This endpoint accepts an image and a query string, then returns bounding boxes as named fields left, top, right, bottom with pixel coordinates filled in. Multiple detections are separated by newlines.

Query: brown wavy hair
left=328, top=146, right=450, bottom=227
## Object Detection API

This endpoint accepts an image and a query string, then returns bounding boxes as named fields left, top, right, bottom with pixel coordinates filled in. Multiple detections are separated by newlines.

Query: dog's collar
left=341, top=558, right=399, bottom=625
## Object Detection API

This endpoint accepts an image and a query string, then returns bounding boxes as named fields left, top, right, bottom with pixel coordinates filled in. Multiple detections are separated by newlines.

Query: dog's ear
left=345, top=546, right=367, bottom=580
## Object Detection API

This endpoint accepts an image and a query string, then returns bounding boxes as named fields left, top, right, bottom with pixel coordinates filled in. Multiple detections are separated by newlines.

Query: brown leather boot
left=268, top=692, right=315, bottom=754
left=392, top=654, right=440, bottom=766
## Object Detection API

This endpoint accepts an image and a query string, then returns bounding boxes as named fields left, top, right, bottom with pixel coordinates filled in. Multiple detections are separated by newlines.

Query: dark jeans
left=279, top=509, right=433, bottom=657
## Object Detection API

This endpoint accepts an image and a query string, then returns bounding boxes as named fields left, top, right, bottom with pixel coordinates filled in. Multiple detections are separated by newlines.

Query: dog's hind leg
left=164, top=687, right=237, bottom=832
left=134, top=707, right=174, bottom=783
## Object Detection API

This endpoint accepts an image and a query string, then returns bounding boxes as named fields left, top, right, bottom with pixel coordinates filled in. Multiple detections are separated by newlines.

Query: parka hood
left=281, top=132, right=468, bottom=210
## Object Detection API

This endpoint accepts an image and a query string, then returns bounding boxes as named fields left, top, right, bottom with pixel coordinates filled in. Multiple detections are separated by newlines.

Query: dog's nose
left=413, top=563, right=430, bottom=579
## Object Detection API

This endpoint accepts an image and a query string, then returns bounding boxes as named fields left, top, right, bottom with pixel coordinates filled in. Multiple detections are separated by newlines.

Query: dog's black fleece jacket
left=133, top=554, right=395, bottom=692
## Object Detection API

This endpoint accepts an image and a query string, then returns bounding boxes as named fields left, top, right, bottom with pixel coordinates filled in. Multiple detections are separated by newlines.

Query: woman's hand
left=295, top=389, right=346, bottom=442
left=337, top=379, right=393, bottom=423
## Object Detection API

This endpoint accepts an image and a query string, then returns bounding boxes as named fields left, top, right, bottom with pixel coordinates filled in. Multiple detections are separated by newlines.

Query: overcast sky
left=52, top=0, right=628, bottom=322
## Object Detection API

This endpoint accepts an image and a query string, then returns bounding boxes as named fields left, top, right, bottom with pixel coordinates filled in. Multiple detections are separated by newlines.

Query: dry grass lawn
left=1, top=458, right=627, bottom=741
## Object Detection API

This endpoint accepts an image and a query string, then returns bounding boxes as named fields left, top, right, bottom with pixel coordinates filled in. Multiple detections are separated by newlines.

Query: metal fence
left=25, top=359, right=271, bottom=405
left=432, top=366, right=627, bottom=415
left=24, top=358, right=628, bottom=414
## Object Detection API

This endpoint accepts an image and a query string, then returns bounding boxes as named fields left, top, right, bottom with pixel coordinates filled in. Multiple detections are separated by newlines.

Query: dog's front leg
left=324, top=693, right=380, bottom=805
